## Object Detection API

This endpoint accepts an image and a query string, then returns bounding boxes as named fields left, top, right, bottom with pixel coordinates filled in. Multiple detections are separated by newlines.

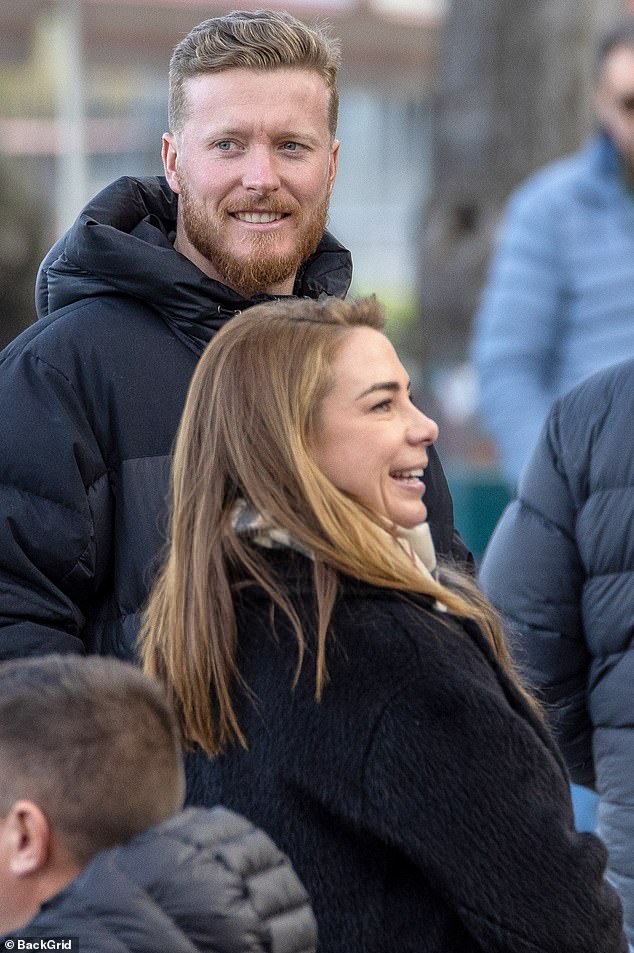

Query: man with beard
left=0, top=10, right=468, bottom=662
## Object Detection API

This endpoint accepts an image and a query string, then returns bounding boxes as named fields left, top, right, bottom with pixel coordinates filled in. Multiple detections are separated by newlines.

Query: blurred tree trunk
left=0, top=160, right=49, bottom=350
left=417, top=0, right=626, bottom=367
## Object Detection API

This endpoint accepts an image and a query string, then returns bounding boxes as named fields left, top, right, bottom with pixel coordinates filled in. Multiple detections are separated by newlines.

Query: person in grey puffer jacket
left=479, top=357, right=634, bottom=945
left=0, top=654, right=316, bottom=953
left=10, top=808, right=316, bottom=953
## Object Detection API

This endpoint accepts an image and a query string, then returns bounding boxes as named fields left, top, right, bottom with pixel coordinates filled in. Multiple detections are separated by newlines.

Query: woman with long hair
left=141, top=297, right=625, bottom=953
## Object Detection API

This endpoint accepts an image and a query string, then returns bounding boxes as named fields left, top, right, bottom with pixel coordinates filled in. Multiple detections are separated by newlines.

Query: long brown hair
left=141, top=297, right=538, bottom=756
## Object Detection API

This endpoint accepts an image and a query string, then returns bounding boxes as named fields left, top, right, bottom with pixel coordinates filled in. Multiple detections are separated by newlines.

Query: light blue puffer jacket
left=472, top=133, right=634, bottom=486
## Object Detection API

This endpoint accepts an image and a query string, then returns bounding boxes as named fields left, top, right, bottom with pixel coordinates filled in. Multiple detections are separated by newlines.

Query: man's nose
left=241, top=147, right=281, bottom=194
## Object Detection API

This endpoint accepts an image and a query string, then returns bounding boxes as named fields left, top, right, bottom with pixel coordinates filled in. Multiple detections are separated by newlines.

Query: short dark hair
left=597, top=17, right=634, bottom=73
left=168, top=9, right=341, bottom=137
left=0, top=655, right=185, bottom=865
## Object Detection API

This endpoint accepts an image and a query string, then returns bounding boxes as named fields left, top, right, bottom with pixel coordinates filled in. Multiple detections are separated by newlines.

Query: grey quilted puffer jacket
left=2, top=806, right=317, bottom=952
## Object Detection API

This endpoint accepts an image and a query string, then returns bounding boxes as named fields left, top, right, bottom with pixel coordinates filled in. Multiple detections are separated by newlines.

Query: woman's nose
left=408, top=409, right=439, bottom=446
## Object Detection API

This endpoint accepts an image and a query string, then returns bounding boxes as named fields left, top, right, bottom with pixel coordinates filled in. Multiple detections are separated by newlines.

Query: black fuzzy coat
left=186, top=549, right=626, bottom=953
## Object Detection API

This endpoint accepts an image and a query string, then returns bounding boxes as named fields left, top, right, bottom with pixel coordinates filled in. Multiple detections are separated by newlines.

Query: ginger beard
left=177, top=178, right=330, bottom=298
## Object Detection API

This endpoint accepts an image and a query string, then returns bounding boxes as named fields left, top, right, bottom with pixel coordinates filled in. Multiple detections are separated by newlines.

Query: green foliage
left=0, top=159, right=49, bottom=349
left=349, top=284, right=419, bottom=348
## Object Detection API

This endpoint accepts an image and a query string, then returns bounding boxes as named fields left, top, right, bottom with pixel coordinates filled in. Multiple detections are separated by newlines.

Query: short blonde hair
left=168, top=10, right=341, bottom=136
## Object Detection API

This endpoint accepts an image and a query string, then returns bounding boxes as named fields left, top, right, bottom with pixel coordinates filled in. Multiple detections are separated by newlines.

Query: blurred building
left=0, top=0, right=446, bottom=319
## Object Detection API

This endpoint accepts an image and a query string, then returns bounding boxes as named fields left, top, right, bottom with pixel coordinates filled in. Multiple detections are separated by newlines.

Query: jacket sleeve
left=478, top=409, right=594, bottom=786
left=0, top=346, right=111, bottom=657
left=201, top=807, right=318, bottom=953
left=471, top=181, right=565, bottom=486
left=113, top=807, right=318, bottom=953
left=362, top=620, right=625, bottom=953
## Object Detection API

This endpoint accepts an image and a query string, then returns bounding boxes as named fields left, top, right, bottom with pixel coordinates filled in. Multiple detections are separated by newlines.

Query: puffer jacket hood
left=4, top=807, right=317, bottom=953
left=0, top=173, right=353, bottom=663
left=36, top=175, right=354, bottom=351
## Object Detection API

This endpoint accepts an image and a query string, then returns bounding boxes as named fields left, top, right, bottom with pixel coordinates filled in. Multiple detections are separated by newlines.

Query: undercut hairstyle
left=596, top=17, right=634, bottom=74
left=168, top=9, right=341, bottom=137
left=0, top=655, right=185, bottom=866
left=142, top=297, right=541, bottom=757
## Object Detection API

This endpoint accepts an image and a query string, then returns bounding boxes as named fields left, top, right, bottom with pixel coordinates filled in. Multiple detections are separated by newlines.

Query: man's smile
left=231, top=211, right=289, bottom=224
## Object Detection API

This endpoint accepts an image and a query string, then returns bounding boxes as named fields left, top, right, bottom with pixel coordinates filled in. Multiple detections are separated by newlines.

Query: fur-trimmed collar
left=232, top=500, right=440, bottom=590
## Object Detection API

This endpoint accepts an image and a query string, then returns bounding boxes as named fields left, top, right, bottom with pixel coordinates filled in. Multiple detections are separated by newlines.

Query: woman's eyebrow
left=356, top=381, right=399, bottom=400
left=356, top=379, right=411, bottom=400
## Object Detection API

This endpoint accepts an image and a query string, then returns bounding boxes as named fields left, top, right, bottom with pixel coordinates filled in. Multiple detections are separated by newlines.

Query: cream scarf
left=232, top=500, right=442, bottom=596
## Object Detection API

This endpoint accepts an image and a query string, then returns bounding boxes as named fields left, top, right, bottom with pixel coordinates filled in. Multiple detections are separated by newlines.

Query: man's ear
left=327, top=139, right=340, bottom=197
left=5, top=801, right=51, bottom=877
left=162, top=133, right=181, bottom=194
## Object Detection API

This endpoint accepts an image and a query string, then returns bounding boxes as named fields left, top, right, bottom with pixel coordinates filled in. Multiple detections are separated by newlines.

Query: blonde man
left=0, top=10, right=466, bottom=665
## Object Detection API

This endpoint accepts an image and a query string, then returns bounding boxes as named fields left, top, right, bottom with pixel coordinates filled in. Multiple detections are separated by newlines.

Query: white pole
left=52, top=0, right=87, bottom=236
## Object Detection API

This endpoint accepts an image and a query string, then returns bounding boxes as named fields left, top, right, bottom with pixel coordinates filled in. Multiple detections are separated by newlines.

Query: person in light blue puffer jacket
left=472, top=18, right=634, bottom=489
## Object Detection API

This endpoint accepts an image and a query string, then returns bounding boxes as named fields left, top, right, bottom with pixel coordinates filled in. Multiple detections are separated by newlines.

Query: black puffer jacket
left=0, top=175, right=465, bottom=661
left=479, top=357, right=634, bottom=943
left=3, top=807, right=317, bottom=952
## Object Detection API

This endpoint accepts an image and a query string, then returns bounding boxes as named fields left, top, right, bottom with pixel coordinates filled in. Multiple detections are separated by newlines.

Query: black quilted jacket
left=479, top=357, right=634, bottom=944
left=0, top=175, right=464, bottom=661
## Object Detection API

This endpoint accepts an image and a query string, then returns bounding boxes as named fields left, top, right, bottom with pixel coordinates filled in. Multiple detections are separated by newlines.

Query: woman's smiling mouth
left=390, top=468, right=425, bottom=489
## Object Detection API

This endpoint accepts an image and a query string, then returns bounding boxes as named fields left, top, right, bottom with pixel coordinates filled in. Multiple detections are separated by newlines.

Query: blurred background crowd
left=0, top=0, right=629, bottom=558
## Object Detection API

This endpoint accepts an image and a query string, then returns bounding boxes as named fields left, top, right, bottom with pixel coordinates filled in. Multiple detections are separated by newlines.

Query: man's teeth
left=391, top=469, right=424, bottom=479
left=234, top=211, right=285, bottom=223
